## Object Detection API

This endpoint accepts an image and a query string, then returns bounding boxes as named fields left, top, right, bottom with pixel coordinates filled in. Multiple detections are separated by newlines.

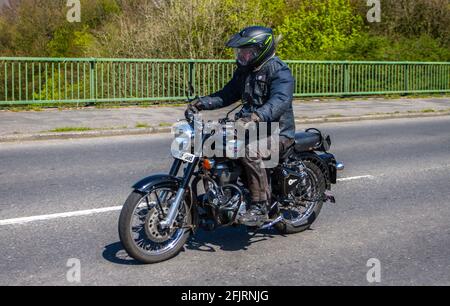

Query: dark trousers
left=239, top=136, right=295, bottom=203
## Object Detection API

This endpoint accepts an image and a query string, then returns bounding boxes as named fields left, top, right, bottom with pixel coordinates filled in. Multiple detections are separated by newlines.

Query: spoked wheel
left=118, top=186, right=192, bottom=264
left=274, top=160, right=326, bottom=234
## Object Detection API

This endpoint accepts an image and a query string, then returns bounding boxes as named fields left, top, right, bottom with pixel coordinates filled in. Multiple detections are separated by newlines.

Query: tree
left=276, top=0, right=364, bottom=60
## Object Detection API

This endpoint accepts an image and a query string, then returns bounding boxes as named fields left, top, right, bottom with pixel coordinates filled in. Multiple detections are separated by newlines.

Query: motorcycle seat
left=294, top=132, right=322, bottom=152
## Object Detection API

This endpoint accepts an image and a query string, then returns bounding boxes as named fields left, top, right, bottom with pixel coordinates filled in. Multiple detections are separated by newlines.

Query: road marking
left=0, top=206, right=122, bottom=226
left=0, top=175, right=374, bottom=226
left=338, top=175, right=375, bottom=182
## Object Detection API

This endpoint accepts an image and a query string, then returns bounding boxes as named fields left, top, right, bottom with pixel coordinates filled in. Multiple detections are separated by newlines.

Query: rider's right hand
left=185, top=98, right=205, bottom=120
left=192, top=98, right=206, bottom=111
left=186, top=98, right=204, bottom=113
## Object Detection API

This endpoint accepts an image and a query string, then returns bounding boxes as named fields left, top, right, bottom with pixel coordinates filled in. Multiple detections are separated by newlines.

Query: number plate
left=177, top=152, right=196, bottom=163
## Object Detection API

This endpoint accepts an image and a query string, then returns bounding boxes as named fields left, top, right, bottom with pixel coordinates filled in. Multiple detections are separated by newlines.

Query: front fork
left=159, top=159, right=198, bottom=229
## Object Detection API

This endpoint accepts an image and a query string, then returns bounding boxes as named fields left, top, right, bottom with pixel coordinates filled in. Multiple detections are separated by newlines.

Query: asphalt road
left=0, top=116, right=449, bottom=286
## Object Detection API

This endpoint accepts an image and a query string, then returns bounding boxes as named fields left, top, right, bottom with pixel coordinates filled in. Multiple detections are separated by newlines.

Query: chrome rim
left=129, top=188, right=188, bottom=256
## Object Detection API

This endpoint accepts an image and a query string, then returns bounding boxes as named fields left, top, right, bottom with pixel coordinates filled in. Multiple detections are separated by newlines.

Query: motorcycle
left=118, top=87, right=344, bottom=264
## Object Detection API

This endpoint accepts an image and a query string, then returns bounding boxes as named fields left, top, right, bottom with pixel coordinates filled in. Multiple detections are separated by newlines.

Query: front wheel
left=118, top=186, right=191, bottom=264
left=274, top=160, right=326, bottom=234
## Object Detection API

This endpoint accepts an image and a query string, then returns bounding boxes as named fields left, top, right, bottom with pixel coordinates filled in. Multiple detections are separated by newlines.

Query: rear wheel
left=118, top=186, right=191, bottom=264
left=274, top=160, right=326, bottom=234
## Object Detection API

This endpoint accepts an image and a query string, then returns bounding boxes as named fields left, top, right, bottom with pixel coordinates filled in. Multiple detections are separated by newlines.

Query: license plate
left=177, top=152, right=196, bottom=163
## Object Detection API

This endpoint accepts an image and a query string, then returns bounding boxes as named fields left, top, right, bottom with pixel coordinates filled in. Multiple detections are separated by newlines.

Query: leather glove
left=185, top=98, right=205, bottom=118
left=237, top=113, right=261, bottom=125
left=236, top=113, right=261, bottom=130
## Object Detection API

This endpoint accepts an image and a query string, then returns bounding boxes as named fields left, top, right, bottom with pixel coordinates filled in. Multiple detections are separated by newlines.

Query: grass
left=158, top=122, right=173, bottom=127
left=421, top=109, right=436, bottom=113
left=135, top=123, right=150, bottom=129
left=47, top=127, right=95, bottom=133
left=8, top=105, right=43, bottom=112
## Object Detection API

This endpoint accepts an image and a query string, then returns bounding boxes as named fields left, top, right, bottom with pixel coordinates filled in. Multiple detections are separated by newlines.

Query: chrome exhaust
left=260, top=216, right=283, bottom=230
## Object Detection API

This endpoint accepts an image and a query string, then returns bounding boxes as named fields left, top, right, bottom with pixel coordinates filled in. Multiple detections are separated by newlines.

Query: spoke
left=154, top=190, right=166, bottom=218
left=145, top=196, right=152, bottom=210
left=130, top=187, right=186, bottom=255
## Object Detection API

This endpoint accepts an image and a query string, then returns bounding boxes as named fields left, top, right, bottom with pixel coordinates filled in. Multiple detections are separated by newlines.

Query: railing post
left=90, top=58, right=96, bottom=103
left=188, top=59, right=195, bottom=97
left=404, top=63, right=409, bottom=94
left=344, top=62, right=350, bottom=95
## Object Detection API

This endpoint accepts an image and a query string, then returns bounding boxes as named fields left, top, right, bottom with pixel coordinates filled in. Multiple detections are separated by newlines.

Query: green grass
left=8, top=105, right=43, bottom=112
left=135, top=123, right=150, bottom=129
left=421, top=109, right=436, bottom=113
left=158, top=122, right=173, bottom=127
left=47, top=127, right=95, bottom=133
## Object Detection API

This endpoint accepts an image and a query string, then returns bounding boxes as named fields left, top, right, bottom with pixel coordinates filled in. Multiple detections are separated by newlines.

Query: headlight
left=171, top=122, right=194, bottom=159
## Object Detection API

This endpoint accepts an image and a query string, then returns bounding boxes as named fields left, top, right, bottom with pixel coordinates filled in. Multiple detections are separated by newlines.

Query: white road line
left=337, top=175, right=375, bottom=182
left=0, top=206, right=122, bottom=226
left=0, top=175, right=374, bottom=226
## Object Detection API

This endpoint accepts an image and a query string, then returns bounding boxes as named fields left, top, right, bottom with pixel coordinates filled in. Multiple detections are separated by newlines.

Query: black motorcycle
left=118, top=93, right=344, bottom=264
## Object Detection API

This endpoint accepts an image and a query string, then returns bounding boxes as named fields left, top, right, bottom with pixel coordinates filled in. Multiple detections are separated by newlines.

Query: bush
left=0, top=0, right=449, bottom=62
left=276, top=0, right=364, bottom=60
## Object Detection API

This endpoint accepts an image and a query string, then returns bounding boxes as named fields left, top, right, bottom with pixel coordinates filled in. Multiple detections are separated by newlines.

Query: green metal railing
left=0, top=57, right=449, bottom=105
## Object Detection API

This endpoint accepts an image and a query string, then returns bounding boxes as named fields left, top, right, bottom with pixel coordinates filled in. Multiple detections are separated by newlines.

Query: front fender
left=132, top=174, right=181, bottom=194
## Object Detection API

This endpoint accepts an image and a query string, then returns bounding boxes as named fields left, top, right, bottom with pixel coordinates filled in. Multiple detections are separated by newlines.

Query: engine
left=200, top=160, right=244, bottom=225
left=203, top=180, right=245, bottom=226
left=210, top=160, right=242, bottom=185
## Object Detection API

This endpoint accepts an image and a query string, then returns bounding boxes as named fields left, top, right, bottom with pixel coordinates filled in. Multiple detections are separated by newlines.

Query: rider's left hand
left=237, top=113, right=261, bottom=126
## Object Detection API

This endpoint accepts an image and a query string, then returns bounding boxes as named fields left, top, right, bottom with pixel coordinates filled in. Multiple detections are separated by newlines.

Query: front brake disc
left=145, top=207, right=171, bottom=243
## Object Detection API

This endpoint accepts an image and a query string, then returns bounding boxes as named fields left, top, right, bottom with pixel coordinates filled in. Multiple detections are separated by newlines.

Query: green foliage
left=276, top=0, right=364, bottom=60
left=336, top=33, right=450, bottom=61
left=0, top=0, right=118, bottom=57
left=47, top=25, right=95, bottom=57
left=0, top=0, right=449, bottom=62
left=32, top=72, right=86, bottom=101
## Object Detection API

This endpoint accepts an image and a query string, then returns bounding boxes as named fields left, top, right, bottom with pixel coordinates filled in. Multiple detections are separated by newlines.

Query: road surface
left=0, top=116, right=449, bottom=285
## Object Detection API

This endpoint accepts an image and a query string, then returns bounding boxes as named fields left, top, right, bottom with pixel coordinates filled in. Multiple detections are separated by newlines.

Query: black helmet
left=226, top=26, right=276, bottom=69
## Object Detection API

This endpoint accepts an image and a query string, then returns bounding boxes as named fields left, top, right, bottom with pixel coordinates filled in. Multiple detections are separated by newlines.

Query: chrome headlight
left=171, top=122, right=194, bottom=159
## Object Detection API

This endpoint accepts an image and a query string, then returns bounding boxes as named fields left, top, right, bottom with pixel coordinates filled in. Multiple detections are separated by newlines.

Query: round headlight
left=171, top=122, right=195, bottom=159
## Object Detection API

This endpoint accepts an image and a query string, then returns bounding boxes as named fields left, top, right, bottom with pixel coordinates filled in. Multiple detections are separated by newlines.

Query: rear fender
left=295, top=152, right=334, bottom=190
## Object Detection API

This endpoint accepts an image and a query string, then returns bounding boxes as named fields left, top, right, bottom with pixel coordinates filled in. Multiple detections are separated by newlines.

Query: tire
left=118, top=188, right=191, bottom=264
left=274, top=160, right=326, bottom=235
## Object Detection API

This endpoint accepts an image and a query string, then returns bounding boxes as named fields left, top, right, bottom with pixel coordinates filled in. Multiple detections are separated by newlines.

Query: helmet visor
left=234, top=46, right=262, bottom=66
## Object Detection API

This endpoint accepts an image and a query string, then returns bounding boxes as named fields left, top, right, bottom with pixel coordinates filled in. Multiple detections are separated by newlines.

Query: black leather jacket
left=199, top=56, right=296, bottom=139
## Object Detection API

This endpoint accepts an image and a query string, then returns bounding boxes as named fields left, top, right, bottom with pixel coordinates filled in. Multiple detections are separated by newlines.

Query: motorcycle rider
left=186, top=26, right=296, bottom=224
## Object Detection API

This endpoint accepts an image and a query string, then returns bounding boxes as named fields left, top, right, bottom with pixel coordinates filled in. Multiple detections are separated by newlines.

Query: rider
left=186, top=26, right=296, bottom=224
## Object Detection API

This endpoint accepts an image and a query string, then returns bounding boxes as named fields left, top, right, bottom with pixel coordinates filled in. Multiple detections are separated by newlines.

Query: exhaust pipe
left=260, top=216, right=283, bottom=230
left=336, top=161, right=345, bottom=171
